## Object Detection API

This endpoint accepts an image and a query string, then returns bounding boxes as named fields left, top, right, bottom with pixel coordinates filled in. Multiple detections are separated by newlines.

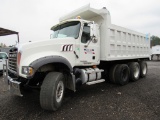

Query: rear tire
left=115, top=64, right=130, bottom=85
left=128, top=62, right=140, bottom=81
left=40, top=72, right=65, bottom=111
left=102, top=69, right=110, bottom=83
left=139, top=61, right=147, bottom=78
left=109, top=64, right=119, bottom=83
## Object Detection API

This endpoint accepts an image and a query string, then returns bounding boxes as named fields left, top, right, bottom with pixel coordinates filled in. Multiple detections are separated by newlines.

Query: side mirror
left=90, top=24, right=98, bottom=43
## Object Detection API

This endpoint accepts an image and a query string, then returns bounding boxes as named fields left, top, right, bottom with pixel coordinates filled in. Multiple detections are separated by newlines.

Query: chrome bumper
left=2, top=60, right=23, bottom=96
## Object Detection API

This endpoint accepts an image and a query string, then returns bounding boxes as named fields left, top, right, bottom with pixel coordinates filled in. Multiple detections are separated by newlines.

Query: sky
left=0, top=0, right=160, bottom=46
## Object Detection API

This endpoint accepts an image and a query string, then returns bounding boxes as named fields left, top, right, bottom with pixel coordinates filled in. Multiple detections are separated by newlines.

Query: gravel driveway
left=0, top=61, right=160, bottom=120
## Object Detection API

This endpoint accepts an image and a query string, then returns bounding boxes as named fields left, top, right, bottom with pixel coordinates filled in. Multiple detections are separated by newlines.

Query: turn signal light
left=17, top=52, right=21, bottom=66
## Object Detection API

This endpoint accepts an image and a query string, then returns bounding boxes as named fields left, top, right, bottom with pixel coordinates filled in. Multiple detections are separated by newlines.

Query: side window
left=81, top=25, right=90, bottom=43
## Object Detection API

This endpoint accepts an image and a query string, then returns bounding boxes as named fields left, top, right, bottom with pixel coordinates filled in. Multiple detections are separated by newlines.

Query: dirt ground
left=0, top=61, right=160, bottom=120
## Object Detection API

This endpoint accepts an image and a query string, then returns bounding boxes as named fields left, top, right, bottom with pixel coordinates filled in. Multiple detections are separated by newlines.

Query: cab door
left=79, top=24, right=100, bottom=65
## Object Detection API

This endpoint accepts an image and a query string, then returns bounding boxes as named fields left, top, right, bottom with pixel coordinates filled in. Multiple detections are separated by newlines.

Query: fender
left=29, top=56, right=76, bottom=91
left=29, top=55, right=73, bottom=72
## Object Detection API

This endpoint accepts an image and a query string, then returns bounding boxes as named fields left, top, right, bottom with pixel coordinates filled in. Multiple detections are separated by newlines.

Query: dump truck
left=3, top=5, right=150, bottom=111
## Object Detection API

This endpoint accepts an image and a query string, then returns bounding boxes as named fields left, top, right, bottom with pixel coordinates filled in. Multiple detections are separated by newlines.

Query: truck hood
left=17, top=37, right=76, bottom=78
left=18, top=37, right=75, bottom=53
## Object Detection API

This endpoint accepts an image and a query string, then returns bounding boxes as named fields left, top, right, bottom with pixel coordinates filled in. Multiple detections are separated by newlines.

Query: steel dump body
left=60, top=4, right=150, bottom=61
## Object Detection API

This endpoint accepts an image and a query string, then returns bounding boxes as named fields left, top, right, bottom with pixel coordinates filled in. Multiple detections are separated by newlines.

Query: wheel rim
left=56, top=81, right=64, bottom=103
left=142, top=64, right=147, bottom=75
left=134, top=65, right=140, bottom=78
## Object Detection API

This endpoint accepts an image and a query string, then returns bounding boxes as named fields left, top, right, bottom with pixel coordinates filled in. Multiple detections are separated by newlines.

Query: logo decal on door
left=84, top=49, right=95, bottom=54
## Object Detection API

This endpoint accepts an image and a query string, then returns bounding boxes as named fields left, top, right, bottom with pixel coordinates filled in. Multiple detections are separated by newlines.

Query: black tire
left=40, top=72, right=65, bottom=111
left=115, top=64, right=130, bottom=85
left=109, top=64, right=119, bottom=83
left=128, top=62, right=140, bottom=82
left=151, top=55, right=153, bottom=60
left=139, top=61, right=148, bottom=78
left=0, top=73, right=3, bottom=76
left=102, top=69, right=110, bottom=83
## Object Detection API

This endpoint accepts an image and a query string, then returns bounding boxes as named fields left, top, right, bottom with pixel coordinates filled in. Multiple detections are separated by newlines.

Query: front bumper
left=5, top=75, right=22, bottom=96
left=2, top=60, right=23, bottom=96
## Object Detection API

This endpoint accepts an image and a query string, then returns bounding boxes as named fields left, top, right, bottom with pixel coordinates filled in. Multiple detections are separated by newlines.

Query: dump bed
left=60, top=4, right=150, bottom=61
left=106, top=24, right=150, bottom=61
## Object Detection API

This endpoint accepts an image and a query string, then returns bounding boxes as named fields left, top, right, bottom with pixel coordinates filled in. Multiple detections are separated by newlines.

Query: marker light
left=76, top=16, right=81, bottom=19
left=17, top=52, right=21, bottom=67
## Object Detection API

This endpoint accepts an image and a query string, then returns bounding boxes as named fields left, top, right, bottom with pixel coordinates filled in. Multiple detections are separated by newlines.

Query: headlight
left=22, top=66, right=34, bottom=76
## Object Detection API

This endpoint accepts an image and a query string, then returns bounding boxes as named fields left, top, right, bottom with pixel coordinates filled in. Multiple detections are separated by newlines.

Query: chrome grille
left=8, top=48, right=18, bottom=73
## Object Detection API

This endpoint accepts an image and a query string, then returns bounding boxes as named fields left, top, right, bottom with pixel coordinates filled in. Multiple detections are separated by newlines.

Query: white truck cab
left=51, top=19, right=100, bottom=66
left=3, top=5, right=150, bottom=111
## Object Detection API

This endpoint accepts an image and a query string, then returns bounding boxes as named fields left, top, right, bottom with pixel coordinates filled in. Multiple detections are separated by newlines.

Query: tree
left=151, top=35, right=160, bottom=47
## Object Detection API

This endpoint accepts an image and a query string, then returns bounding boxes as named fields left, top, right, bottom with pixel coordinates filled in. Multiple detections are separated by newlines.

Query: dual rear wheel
left=128, top=62, right=140, bottom=82
left=109, top=64, right=129, bottom=85
left=109, top=61, right=147, bottom=85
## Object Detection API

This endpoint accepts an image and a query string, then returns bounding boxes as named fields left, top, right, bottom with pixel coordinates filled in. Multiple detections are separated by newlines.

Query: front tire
left=40, top=72, right=65, bottom=111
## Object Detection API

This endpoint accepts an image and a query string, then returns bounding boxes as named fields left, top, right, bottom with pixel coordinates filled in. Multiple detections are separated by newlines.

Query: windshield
left=52, top=21, right=81, bottom=39
left=0, top=53, right=7, bottom=59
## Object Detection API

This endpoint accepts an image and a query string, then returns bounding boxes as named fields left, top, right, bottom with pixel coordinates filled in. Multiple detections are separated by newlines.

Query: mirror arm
left=84, top=39, right=92, bottom=48
left=84, top=35, right=96, bottom=47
